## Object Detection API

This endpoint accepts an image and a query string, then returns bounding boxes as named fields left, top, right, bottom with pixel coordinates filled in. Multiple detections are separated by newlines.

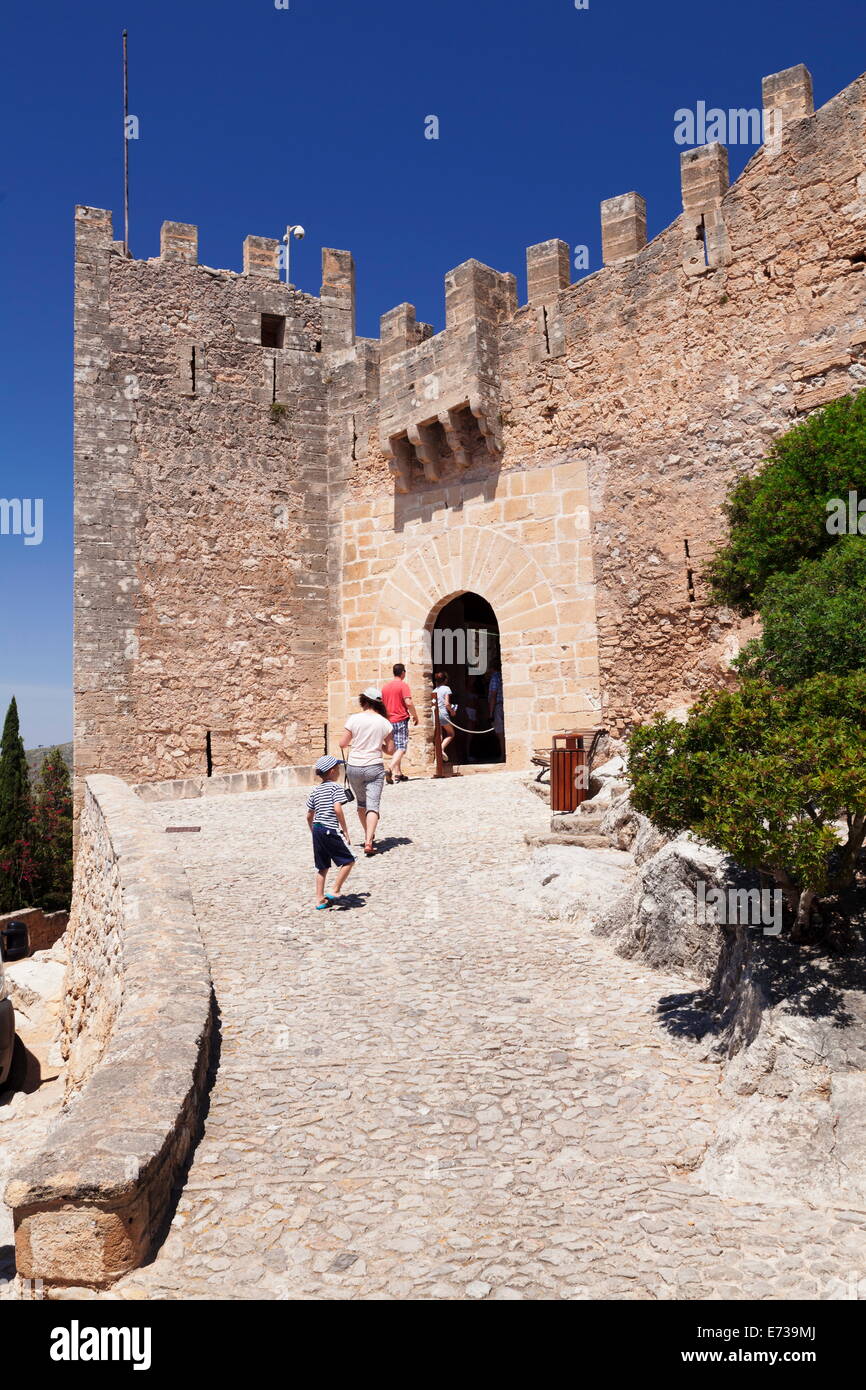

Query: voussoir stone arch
left=370, top=524, right=558, bottom=638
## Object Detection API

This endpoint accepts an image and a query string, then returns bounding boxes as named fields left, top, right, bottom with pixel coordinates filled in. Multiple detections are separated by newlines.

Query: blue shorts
left=312, top=824, right=355, bottom=873
left=391, top=719, right=409, bottom=751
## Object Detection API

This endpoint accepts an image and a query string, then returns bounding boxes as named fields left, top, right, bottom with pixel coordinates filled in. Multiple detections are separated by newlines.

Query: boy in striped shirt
left=306, top=756, right=356, bottom=909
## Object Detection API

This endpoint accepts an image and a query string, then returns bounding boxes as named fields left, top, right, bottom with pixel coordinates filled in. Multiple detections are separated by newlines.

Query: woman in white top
left=339, top=686, right=395, bottom=856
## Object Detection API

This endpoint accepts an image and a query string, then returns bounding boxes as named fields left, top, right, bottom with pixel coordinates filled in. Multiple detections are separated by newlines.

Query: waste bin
left=550, top=732, right=592, bottom=814
left=0, top=920, right=28, bottom=962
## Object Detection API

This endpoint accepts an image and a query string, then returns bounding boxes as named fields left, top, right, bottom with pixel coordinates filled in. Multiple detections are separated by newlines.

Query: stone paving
left=106, top=772, right=861, bottom=1300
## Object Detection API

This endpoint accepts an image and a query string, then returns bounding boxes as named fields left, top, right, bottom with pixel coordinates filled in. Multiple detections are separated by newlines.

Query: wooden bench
left=530, top=748, right=551, bottom=782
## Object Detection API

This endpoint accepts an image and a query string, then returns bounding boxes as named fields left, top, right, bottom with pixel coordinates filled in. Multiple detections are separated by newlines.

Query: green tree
left=707, top=391, right=866, bottom=614
left=734, top=535, right=866, bottom=684
left=0, top=697, right=36, bottom=912
left=628, top=674, right=866, bottom=936
left=32, top=748, right=73, bottom=912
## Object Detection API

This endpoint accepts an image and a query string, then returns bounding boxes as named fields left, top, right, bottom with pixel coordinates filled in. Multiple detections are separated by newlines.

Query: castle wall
left=325, top=64, right=866, bottom=755
left=74, top=214, right=330, bottom=802
left=551, top=70, right=866, bottom=732
left=74, top=64, right=866, bottom=789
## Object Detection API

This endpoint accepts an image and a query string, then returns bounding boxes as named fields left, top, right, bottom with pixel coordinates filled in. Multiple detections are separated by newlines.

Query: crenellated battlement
left=75, top=57, right=861, bottom=488
left=342, top=61, right=838, bottom=489
left=75, top=58, right=832, bottom=384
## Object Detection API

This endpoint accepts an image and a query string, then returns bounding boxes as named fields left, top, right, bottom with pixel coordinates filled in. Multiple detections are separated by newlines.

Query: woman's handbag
left=341, top=755, right=355, bottom=803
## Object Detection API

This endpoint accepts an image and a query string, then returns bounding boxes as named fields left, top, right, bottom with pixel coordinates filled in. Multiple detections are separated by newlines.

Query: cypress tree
left=32, top=747, right=73, bottom=912
left=0, top=697, right=35, bottom=911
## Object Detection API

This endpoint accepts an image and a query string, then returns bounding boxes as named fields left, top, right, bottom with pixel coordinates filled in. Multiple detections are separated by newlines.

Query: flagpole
left=122, top=29, right=129, bottom=255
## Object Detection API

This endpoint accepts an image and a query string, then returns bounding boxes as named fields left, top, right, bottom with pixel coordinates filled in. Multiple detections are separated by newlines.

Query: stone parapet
left=5, top=775, right=213, bottom=1291
left=133, top=762, right=317, bottom=802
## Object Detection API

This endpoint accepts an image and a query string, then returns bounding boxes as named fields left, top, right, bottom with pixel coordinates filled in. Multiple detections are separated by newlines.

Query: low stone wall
left=5, top=775, right=213, bottom=1290
left=133, top=761, right=316, bottom=802
left=0, top=907, right=69, bottom=957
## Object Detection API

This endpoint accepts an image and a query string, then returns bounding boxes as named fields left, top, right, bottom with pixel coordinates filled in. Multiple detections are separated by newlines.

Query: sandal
left=364, top=845, right=377, bottom=856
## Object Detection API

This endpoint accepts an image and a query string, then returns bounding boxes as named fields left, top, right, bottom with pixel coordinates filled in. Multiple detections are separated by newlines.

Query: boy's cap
left=362, top=686, right=383, bottom=701
left=314, top=755, right=340, bottom=774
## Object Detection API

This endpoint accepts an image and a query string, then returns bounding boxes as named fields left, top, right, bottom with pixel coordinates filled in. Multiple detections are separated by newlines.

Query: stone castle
left=73, top=62, right=866, bottom=801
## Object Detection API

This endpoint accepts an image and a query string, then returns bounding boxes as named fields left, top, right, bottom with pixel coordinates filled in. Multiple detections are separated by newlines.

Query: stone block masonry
left=73, top=210, right=330, bottom=808
left=327, top=64, right=866, bottom=750
left=75, top=63, right=866, bottom=794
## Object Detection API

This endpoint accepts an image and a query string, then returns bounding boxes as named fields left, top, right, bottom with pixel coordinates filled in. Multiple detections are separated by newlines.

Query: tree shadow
left=655, top=989, right=719, bottom=1041
left=656, top=929, right=866, bottom=1043
left=653, top=858, right=866, bottom=1045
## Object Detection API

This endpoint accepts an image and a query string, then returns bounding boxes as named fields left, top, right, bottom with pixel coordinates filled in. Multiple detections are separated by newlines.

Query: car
left=0, top=958, right=15, bottom=1087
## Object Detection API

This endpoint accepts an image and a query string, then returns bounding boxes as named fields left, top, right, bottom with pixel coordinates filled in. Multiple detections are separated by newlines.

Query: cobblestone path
left=112, top=774, right=859, bottom=1300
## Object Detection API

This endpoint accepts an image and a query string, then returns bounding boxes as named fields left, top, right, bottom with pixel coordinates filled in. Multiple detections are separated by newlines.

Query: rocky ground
left=48, top=769, right=860, bottom=1301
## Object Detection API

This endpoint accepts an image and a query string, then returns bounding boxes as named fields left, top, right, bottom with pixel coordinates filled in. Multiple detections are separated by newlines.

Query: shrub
left=734, top=535, right=866, bottom=684
left=628, top=673, right=866, bottom=935
left=707, top=391, right=866, bottom=613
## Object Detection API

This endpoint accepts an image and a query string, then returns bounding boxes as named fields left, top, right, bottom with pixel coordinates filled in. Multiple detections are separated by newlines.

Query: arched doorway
left=430, top=592, right=505, bottom=765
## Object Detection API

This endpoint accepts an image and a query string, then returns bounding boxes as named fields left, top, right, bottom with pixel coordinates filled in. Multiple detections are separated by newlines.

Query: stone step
left=550, top=815, right=604, bottom=833
left=526, top=831, right=612, bottom=850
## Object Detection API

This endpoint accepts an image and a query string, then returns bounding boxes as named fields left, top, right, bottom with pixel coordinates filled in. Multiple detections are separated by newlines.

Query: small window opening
left=684, top=540, right=696, bottom=603
left=205, top=731, right=213, bottom=777
left=696, top=217, right=709, bottom=267
left=190, top=345, right=196, bottom=394
left=261, top=313, right=285, bottom=348
left=272, top=357, right=277, bottom=403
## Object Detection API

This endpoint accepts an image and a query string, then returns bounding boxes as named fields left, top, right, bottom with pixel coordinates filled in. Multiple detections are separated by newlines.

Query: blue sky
left=0, top=0, right=862, bottom=746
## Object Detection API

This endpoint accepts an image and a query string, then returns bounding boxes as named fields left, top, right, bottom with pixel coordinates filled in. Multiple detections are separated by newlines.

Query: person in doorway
left=305, top=755, right=355, bottom=910
left=432, top=669, right=457, bottom=761
left=339, top=688, right=395, bottom=856
left=487, top=667, right=505, bottom=761
left=381, top=662, right=418, bottom=784
left=463, top=674, right=484, bottom=762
